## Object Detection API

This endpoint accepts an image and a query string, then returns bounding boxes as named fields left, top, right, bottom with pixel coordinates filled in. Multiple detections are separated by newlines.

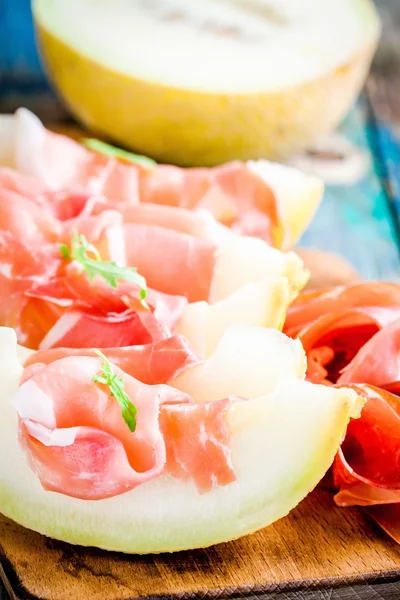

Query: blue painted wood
left=0, top=0, right=64, bottom=120
left=0, top=0, right=45, bottom=84
left=368, top=116, right=400, bottom=233
left=299, top=99, right=400, bottom=281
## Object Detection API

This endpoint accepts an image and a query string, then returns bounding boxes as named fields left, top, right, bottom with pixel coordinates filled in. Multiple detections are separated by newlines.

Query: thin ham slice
left=24, top=335, right=200, bottom=385
left=43, top=190, right=109, bottom=221
left=299, top=308, right=400, bottom=384
left=7, top=108, right=142, bottom=202
left=285, top=283, right=400, bottom=338
left=28, top=264, right=187, bottom=331
left=113, top=224, right=216, bottom=302
left=333, top=385, right=400, bottom=508
left=338, top=318, right=400, bottom=392
left=0, top=188, right=61, bottom=241
left=139, top=162, right=281, bottom=245
left=12, top=356, right=189, bottom=499
left=160, top=398, right=235, bottom=493
left=39, top=309, right=169, bottom=350
left=284, top=283, right=400, bottom=385
left=0, top=166, right=47, bottom=199
left=61, top=209, right=123, bottom=244
left=119, top=203, right=233, bottom=244
left=364, top=504, right=400, bottom=543
left=13, top=355, right=236, bottom=499
left=0, top=231, right=61, bottom=346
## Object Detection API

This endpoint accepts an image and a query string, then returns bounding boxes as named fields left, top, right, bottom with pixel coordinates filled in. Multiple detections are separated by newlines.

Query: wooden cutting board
left=0, top=489, right=399, bottom=600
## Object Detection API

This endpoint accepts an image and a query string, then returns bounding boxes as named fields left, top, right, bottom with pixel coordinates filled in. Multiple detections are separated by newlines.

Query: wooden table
left=1, top=1, right=400, bottom=599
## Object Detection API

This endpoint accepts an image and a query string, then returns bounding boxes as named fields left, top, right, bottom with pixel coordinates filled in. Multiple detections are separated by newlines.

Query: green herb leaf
left=61, top=232, right=148, bottom=301
left=83, top=138, right=156, bottom=168
left=93, top=350, right=138, bottom=432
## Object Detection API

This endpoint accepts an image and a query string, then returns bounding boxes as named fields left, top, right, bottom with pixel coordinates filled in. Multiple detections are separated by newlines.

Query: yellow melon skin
left=33, top=6, right=379, bottom=167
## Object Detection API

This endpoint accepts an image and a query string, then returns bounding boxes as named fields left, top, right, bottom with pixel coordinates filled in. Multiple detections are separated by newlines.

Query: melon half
left=33, top=0, right=380, bottom=166
left=0, top=327, right=363, bottom=553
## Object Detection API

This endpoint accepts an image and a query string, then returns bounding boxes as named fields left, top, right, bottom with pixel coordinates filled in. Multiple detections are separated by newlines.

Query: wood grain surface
left=1, top=489, right=400, bottom=600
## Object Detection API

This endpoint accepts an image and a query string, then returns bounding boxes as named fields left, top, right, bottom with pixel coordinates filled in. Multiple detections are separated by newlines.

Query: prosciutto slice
left=285, top=283, right=400, bottom=337
left=0, top=166, right=47, bottom=199
left=13, top=355, right=237, bottom=499
left=364, top=505, right=400, bottom=544
left=4, top=108, right=141, bottom=202
left=0, top=232, right=62, bottom=346
left=38, top=309, right=169, bottom=350
left=29, top=260, right=186, bottom=321
left=109, top=224, right=217, bottom=302
left=338, top=318, right=400, bottom=392
left=0, top=188, right=61, bottom=242
left=24, top=335, right=200, bottom=385
left=284, top=283, right=400, bottom=385
left=160, top=398, right=235, bottom=492
left=333, top=385, right=400, bottom=508
left=284, top=283, right=400, bottom=543
left=139, top=162, right=282, bottom=245
left=13, top=356, right=189, bottom=499
left=119, top=203, right=233, bottom=244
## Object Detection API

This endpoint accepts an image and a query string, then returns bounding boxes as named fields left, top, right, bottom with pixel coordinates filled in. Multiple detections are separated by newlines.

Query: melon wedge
left=32, top=0, right=380, bottom=166
left=211, top=235, right=307, bottom=303
left=248, top=161, right=323, bottom=250
left=175, top=276, right=290, bottom=359
left=0, top=327, right=363, bottom=553
left=171, top=325, right=306, bottom=403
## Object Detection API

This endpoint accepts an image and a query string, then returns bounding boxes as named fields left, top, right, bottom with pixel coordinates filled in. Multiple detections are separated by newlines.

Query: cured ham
left=139, top=162, right=282, bottom=245
left=119, top=203, right=233, bottom=244
left=0, top=109, right=323, bottom=249
left=61, top=209, right=123, bottom=244
left=160, top=398, right=235, bottom=493
left=24, top=335, right=200, bottom=385
left=284, top=283, right=400, bottom=385
left=364, top=505, right=400, bottom=544
left=338, top=317, right=400, bottom=392
left=38, top=309, right=169, bottom=350
left=284, top=283, right=400, bottom=544
left=333, top=385, right=400, bottom=518
left=0, top=232, right=62, bottom=346
left=12, top=350, right=239, bottom=498
left=1, top=108, right=141, bottom=201
left=285, top=283, right=400, bottom=337
left=12, top=356, right=188, bottom=499
left=0, top=166, right=46, bottom=199
left=117, top=224, right=217, bottom=302
left=0, top=188, right=61, bottom=241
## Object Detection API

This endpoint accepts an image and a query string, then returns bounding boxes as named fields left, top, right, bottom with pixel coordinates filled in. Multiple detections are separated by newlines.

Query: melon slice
left=247, top=161, right=323, bottom=250
left=171, top=325, right=307, bottom=403
left=33, top=0, right=380, bottom=166
left=211, top=235, right=307, bottom=303
left=0, top=327, right=363, bottom=553
left=175, top=276, right=290, bottom=359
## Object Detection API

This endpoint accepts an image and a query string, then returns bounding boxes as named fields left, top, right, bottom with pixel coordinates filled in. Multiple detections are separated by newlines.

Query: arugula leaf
left=93, top=350, right=138, bottom=433
left=61, top=233, right=148, bottom=302
left=83, top=138, right=156, bottom=168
